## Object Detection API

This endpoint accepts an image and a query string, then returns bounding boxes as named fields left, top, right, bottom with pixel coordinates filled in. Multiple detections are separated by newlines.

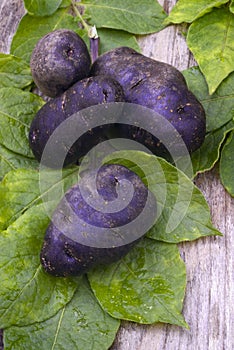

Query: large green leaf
left=23, top=0, right=63, bottom=16
left=98, top=28, right=140, bottom=54
left=0, top=167, right=79, bottom=231
left=4, top=277, right=120, bottom=350
left=105, top=151, right=221, bottom=243
left=187, top=7, right=234, bottom=94
left=0, top=144, right=38, bottom=180
left=88, top=238, right=187, bottom=327
left=0, top=54, right=32, bottom=89
left=80, top=0, right=167, bottom=34
left=0, top=88, right=44, bottom=157
left=165, top=0, right=229, bottom=24
left=220, top=130, right=234, bottom=196
left=183, top=67, right=234, bottom=132
left=191, top=119, right=234, bottom=176
left=0, top=204, right=77, bottom=328
left=10, top=9, right=82, bottom=64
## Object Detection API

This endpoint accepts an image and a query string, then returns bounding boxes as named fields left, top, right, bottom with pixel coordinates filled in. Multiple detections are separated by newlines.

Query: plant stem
left=71, top=0, right=90, bottom=33
left=90, top=36, right=99, bottom=63
left=71, top=0, right=99, bottom=62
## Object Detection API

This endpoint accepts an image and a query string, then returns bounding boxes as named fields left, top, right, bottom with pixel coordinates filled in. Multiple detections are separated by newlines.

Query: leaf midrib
left=201, top=93, right=234, bottom=103
left=0, top=110, right=30, bottom=128
left=51, top=307, right=65, bottom=350
left=220, top=10, right=232, bottom=60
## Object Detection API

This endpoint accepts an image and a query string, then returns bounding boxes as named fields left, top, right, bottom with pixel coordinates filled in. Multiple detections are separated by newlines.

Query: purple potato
left=40, top=164, right=156, bottom=277
left=30, top=29, right=91, bottom=97
left=28, top=75, right=125, bottom=167
left=90, top=47, right=206, bottom=154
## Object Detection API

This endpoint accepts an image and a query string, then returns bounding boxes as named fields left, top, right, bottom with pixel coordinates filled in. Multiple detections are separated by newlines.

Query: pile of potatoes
left=29, top=29, right=206, bottom=167
left=29, top=29, right=206, bottom=277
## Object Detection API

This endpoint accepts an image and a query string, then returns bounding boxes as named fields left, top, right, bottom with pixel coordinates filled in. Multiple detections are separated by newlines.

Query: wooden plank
left=0, top=1, right=233, bottom=349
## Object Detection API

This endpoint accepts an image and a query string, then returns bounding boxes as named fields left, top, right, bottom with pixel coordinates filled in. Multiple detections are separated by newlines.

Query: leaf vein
left=0, top=110, right=29, bottom=127
left=0, top=264, right=42, bottom=321
left=220, top=11, right=232, bottom=60
left=51, top=307, right=65, bottom=350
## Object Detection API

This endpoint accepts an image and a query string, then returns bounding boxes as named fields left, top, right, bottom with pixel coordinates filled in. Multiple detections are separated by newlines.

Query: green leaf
left=0, top=144, right=38, bottom=180
left=0, top=167, right=79, bottom=231
left=0, top=169, right=41, bottom=231
left=10, top=8, right=81, bottom=64
left=191, top=119, right=234, bottom=176
left=4, top=277, right=120, bottom=350
left=165, top=0, right=229, bottom=24
left=0, top=54, right=32, bottom=89
left=105, top=151, right=221, bottom=243
left=0, top=88, right=44, bottom=157
left=89, top=238, right=187, bottom=328
left=98, top=28, right=140, bottom=54
left=183, top=67, right=234, bottom=132
left=230, top=0, right=234, bottom=14
left=0, top=203, right=77, bottom=328
left=23, top=0, right=63, bottom=17
left=81, top=0, right=167, bottom=35
left=220, top=130, right=234, bottom=196
left=187, top=7, right=234, bottom=94
left=60, top=0, right=71, bottom=8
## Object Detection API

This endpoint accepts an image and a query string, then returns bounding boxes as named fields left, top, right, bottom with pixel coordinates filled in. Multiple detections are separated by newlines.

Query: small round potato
left=30, top=29, right=91, bottom=97
left=28, top=75, right=125, bottom=167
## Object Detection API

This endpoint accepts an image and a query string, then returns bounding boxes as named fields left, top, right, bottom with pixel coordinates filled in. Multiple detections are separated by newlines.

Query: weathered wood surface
left=0, top=1, right=233, bottom=349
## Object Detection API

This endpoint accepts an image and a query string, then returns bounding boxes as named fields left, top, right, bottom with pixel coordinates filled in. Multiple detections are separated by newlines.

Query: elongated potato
left=90, top=47, right=206, bottom=154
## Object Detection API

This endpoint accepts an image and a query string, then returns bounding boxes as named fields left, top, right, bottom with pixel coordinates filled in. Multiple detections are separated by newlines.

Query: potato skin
left=40, top=164, right=156, bottom=277
left=30, top=29, right=91, bottom=97
left=41, top=217, right=136, bottom=277
left=28, top=75, right=125, bottom=167
left=90, top=47, right=206, bottom=154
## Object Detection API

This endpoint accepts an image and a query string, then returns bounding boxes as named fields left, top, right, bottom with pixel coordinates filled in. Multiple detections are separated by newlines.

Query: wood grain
left=0, top=1, right=233, bottom=349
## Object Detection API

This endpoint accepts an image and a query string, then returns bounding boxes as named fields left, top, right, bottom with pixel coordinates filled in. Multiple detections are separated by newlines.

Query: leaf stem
left=71, top=0, right=99, bottom=62
left=71, top=0, right=90, bottom=34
